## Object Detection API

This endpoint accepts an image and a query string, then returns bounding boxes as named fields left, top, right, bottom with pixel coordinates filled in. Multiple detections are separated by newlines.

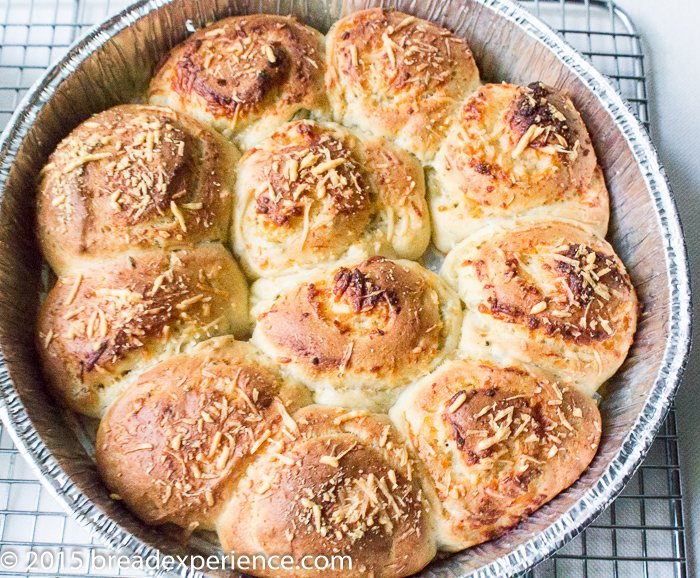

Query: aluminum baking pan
left=0, top=0, right=691, bottom=576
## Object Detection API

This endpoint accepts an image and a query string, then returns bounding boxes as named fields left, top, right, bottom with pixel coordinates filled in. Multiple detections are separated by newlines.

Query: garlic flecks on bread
left=428, top=82, right=609, bottom=252
left=232, top=120, right=430, bottom=278
left=37, top=104, right=238, bottom=275
left=149, top=14, right=328, bottom=151
left=251, top=257, right=462, bottom=412
left=390, top=359, right=601, bottom=551
left=442, top=221, right=637, bottom=396
left=37, top=245, right=249, bottom=418
left=217, top=406, right=438, bottom=578
left=96, top=337, right=310, bottom=531
left=32, top=8, right=637, bottom=575
left=326, top=9, right=481, bottom=161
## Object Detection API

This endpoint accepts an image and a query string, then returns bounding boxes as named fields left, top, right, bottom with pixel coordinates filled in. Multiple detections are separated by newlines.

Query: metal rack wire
left=0, top=1, right=687, bottom=577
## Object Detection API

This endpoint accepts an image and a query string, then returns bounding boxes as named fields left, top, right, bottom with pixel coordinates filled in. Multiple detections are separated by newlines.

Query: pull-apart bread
left=232, top=120, right=430, bottom=278
left=149, top=15, right=328, bottom=151
left=428, top=82, right=609, bottom=252
left=251, top=257, right=462, bottom=412
left=37, top=104, right=238, bottom=275
left=390, top=359, right=601, bottom=551
left=442, top=221, right=637, bottom=396
left=38, top=244, right=249, bottom=417
left=326, top=9, right=481, bottom=161
left=32, top=8, right=641, bottom=577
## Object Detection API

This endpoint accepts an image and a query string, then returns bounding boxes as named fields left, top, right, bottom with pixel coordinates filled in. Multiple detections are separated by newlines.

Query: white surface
left=614, top=0, right=700, bottom=573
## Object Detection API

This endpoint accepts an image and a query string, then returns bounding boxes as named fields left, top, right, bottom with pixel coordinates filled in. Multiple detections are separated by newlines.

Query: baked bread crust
left=326, top=9, right=481, bottom=161
left=37, top=105, right=238, bottom=275
left=232, top=120, right=430, bottom=278
left=390, top=359, right=601, bottom=551
left=37, top=244, right=249, bottom=417
left=96, top=336, right=310, bottom=531
left=32, top=10, right=637, bottom=573
left=149, top=14, right=328, bottom=151
left=251, top=257, right=462, bottom=411
left=217, top=405, right=438, bottom=578
left=428, top=83, right=609, bottom=252
left=442, top=221, right=637, bottom=396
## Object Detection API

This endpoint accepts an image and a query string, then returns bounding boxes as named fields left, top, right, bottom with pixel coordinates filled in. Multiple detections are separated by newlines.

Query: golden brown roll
left=390, top=359, right=601, bottom=551
left=428, top=82, right=609, bottom=252
left=96, top=337, right=310, bottom=531
left=232, top=120, right=430, bottom=278
left=326, top=9, right=481, bottom=161
left=251, top=257, right=462, bottom=411
left=37, top=105, right=238, bottom=275
left=442, top=221, right=637, bottom=396
left=217, top=405, right=438, bottom=578
left=37, top=243, right=249, bottom=418
left=148, top=15, right=327, bottom=151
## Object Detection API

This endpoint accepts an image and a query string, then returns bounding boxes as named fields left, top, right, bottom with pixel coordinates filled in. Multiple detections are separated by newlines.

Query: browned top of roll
left=166, top=15, right=322, bottom=120
left=149, top=15, right=327, bottom=149
left=234, top=120, right=431, bottom=278
left=96, top=337, right=309, bottom=531
left=217, top=406, right=436, bottom=578
left=437, top=82, right=599, bottom=210
left=256, top=257, right=443, bottom=378
left=390, top=359, right=601, bottom=550
left=361, top=135, right=424, bottom=209
left=326, top=9, right=480, bottom=160
left=37, top=244, right=249, bottom=417
left=37, top=105, right=236, bottom=275
left=329, top=9, right=472, bottom=96
left=242, top=120, right=372, bottom=245
left=451, top=222, right=636, bottom=346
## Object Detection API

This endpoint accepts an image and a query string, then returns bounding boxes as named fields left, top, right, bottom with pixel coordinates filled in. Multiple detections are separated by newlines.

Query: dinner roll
left=232, top=120, right=430, bottom=278
left=217, top=405, right=438, bottom=578
left=390, top=359, right=601, bottom=551
left=326, top=9, right=481, bottom=161
left=37, top=105, right=238, bottom=275
left=149, top=15, right=327, bottom=151
left=96, top=336, right=310, bottom=531
left=428, top=82, right=609, bottom=252
left=37, top=244, right=249, bottom=418
left=442, top=221, right=637, bottom=396
left=251, top=257, right=462, bottom=412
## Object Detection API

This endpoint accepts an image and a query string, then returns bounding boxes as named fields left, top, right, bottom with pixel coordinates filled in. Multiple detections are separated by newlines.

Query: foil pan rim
left=0, top=0, right=692, bottom=576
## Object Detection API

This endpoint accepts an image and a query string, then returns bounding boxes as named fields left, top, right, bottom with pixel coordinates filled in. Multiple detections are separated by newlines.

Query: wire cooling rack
left=0, top=1, right=687, bottom=577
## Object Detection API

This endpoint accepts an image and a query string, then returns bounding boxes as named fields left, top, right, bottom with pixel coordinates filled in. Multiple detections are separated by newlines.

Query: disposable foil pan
left=0, top=0, right=692, bottom=576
